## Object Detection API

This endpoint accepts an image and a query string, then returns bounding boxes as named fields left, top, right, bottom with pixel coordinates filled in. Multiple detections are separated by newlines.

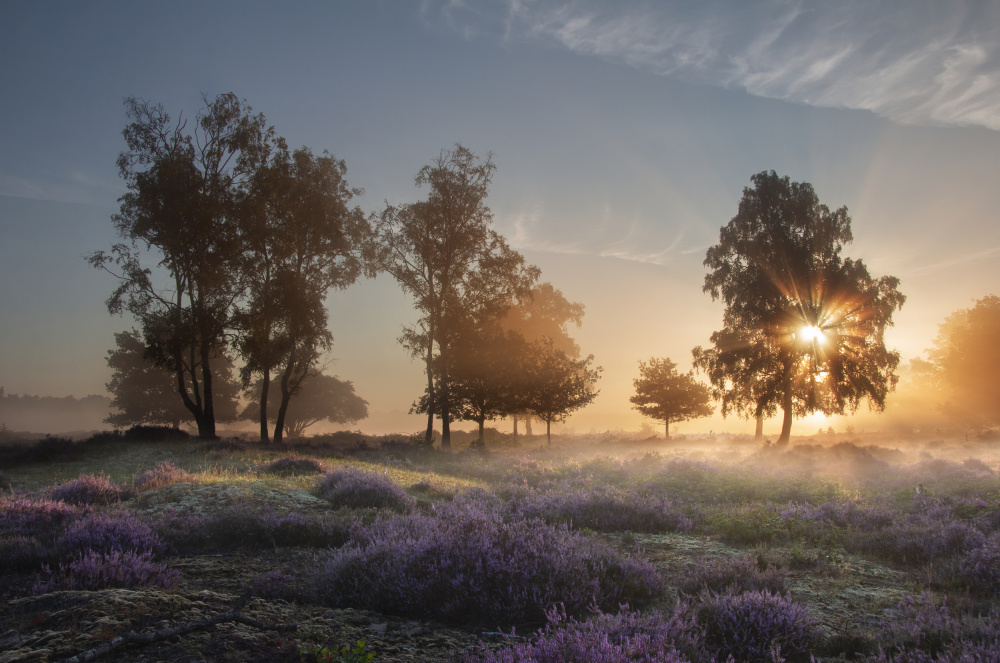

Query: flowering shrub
left=0, top=496, right=87, bottom=538
left=48, top=472, right=127, bottom=505
left=959, top=533, right=1000, bottom=592
left=463, top=606, right=709, bottom=663
left=514, top=485, right=693, bottom=534
left=133, top=461, right=192, bottom=491
left=33, top=549, right=179, bottom=593
left=677, top=555, right=786, bottom=597
left=315, top=468, right=415, bottom=512
left=781, top=501, right=896, bottom=531
left=260, top=455, right=325, bottom=476
left=0, top=534, right=52, bottom=571
left=698, top=590, right=817, bottom=663
left=310, top=504, right=663, bottom=625
left=59, top=511, right=165, bottom=556
left=846, top=514, right=985, bottom=566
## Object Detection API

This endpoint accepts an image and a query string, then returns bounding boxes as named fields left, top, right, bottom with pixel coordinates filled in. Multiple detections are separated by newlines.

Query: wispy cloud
left=428, top=0, right=1000, bottom=131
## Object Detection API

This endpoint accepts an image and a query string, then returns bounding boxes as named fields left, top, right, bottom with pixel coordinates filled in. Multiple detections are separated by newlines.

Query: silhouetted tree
left=375, top=145, right=537, bottom=449
left=240, top=372, right=368, bottom=439
left=702, top=171, right=905, bottom=444
left=106, top=330, right=240, bottom=430
left=501, top=282, right=585, bottom=436
left=522, top=339, right=601, bottom=445
left=89, top=94, right=272, bottom=438
left=236, top=143, right=371, bottom=443
left=693, top=329, right=779, bottom=440
left=921, top=295, right=1000, bottom=425
left=630, top=357, right=713, bottom=440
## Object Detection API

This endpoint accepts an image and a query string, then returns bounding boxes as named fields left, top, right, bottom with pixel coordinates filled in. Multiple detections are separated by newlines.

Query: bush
left=0, top=496, right=87, bottom=540
left=123, top=425, right=190, bottom=441
left=463, top=606, right=709, bottom=663
left=33, top=550, right=179, bottom=593
left=0, top=469, right=12, bottom=493
left=960, top=534, right=1000, bottom=592
left=48, top=472, right=127, bottom=505
left=133, top=461, right=192, bottom=491
left=514, top=485, right=693, bottom=534
left=260, top=455, right=325, bottom=476
left=310, top=503, right=663, bottom=625
left=846, top=514, right=986, bottom=566
left=698, top=590, right=817, bottom=663
left=315, top=468, right=415, bottom=512
left=678, top=555, right=786, bottom=597
left=59, top=511, right=166, bottom=556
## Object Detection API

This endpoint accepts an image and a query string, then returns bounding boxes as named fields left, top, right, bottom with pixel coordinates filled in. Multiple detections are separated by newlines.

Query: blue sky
left=2, top=1, right=998, bottom=435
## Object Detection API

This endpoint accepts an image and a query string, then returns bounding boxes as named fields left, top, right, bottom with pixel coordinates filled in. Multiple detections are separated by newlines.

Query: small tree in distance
left=523, top=339, right=601, bottom=445
left=630, top=357, right=713, bottom=440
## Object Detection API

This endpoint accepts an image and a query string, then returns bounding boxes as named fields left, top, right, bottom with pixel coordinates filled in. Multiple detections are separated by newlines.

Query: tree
left=105, top=330, right=239, bottom=430
left=701, top=171, right=905, bottom=444
left=88, top=94, right=271, bottom=438
left=630, top=357, right=713, bottom=440
left=501, top=282, right=585, bottom=436
left=240, top=372, right=368, bottom=439
left=522, top=339, right=601, bottom=445
left=921, top=295, right=1000, bottom=425
left=236, top=143, right=371, bottom=444
left=375, top=145, right=538, bottom=449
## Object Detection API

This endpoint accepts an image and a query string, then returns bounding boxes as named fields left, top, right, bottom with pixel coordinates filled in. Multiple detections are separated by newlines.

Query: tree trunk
left=777, top=375, right=793, bottom=445
left=424, top=328, right=435, bottom=447
left=259, top=370, right=271, bottom=443
left=546, top=418, right=552, bottom=446
left=525, top=416, right=533, bottom=436
left=478, top=418, right=485, bottom=444
left=755, top=412, right=764, bottom=441
left=665, top=419, right=670, bottom=440
left=273, top=350, right=297, bottom=445
left=512, top=415, right=518, bottom=439
left=439, top=365, right=451, bottom=450
left=198, top=340, right=217, bottom=439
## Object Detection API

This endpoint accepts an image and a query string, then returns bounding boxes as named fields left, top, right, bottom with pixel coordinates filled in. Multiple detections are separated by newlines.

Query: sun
left=799, top=325, right=825, bottom=344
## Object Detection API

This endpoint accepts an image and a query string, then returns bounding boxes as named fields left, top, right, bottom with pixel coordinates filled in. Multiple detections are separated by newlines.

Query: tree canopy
left=630, top=357, right=713, bottom=440
left=521, top=339, right=601, bottom=445
left=106, top=330, right=239, bottom=430
left=920, top=295, right=1000, bottom=425
left=375, top=145, right=538, bottom=449
left=240, top=372, right=368, bottom=438
left=89, top=93, right=272, bottom=438
left=700, top=171, right=905, bottom=443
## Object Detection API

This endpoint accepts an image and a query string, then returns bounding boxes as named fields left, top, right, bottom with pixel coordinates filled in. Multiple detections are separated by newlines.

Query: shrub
left=59, top=511, right=166, bottom=556
left=960, top=537, right=1000, bottom=593
left=514, top=486, right=693, bottom=534
left=706, top=505, right=788, bottom=545
left=310, top=505, right=663, bottom=625
left=48, top=472, right=127, bottom=505
left=33, top=549, right=179, bottom=593
left=0, top=496, right=87, bottom=539
left=133, top=461, right=192, bottom=491
left=0, top=469, right=12, bottom=493
left=260, top=455, right=325, bottom=476
left=0, top=535, right=52, bottom=571
left=463, top=606, right=709, bottom=663
left=315, top=468, right=415, bottom=512
left=123, top=425, right=191, bottom=441
left=677, top=555, right=786, bottom=597
left=22, top=435, right=83, bottom=463
left=698, top=590, right=818, bottom=663
left=846, top=514, right=986, bottom=566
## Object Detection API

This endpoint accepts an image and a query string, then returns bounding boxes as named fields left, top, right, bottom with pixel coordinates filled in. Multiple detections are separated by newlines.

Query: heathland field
left=2, top=429, right=999, bottom=662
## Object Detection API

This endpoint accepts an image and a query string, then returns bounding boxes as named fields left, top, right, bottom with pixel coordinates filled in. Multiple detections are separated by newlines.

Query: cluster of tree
left=0, top=387, right=112, bottom=434
left=915, top=295, right=1000, bottom=426
left=91, top=94, right=371, bottom=443
left=94, top=95, right=603, bottom=445
left=375, top=148, right=599, bottom=448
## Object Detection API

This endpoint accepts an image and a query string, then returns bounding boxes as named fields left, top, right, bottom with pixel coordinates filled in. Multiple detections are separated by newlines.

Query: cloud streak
left=432, top=0, right=1000, bottom=131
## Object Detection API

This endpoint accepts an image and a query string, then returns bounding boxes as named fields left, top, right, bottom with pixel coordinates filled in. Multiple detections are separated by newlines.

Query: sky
left=1, top=0, right=998, bottom=437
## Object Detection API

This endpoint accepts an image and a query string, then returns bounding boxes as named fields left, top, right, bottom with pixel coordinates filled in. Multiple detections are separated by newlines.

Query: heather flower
left=59, top=510, right=165, bottom=556
left=32, top=549, right=179, bottom=593
left=959, top=533, right=1000, bottom=592
left=699, top=590, right=817, bottom=663
left=311, top=506, right=663, bottom=625
left=48, top=472, right=127, bottom=505
left=315, top=468, right=415, bottom=511
left=514, top=485, right=693, bottom=534
left=0, top=496, right=87, bottom=539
